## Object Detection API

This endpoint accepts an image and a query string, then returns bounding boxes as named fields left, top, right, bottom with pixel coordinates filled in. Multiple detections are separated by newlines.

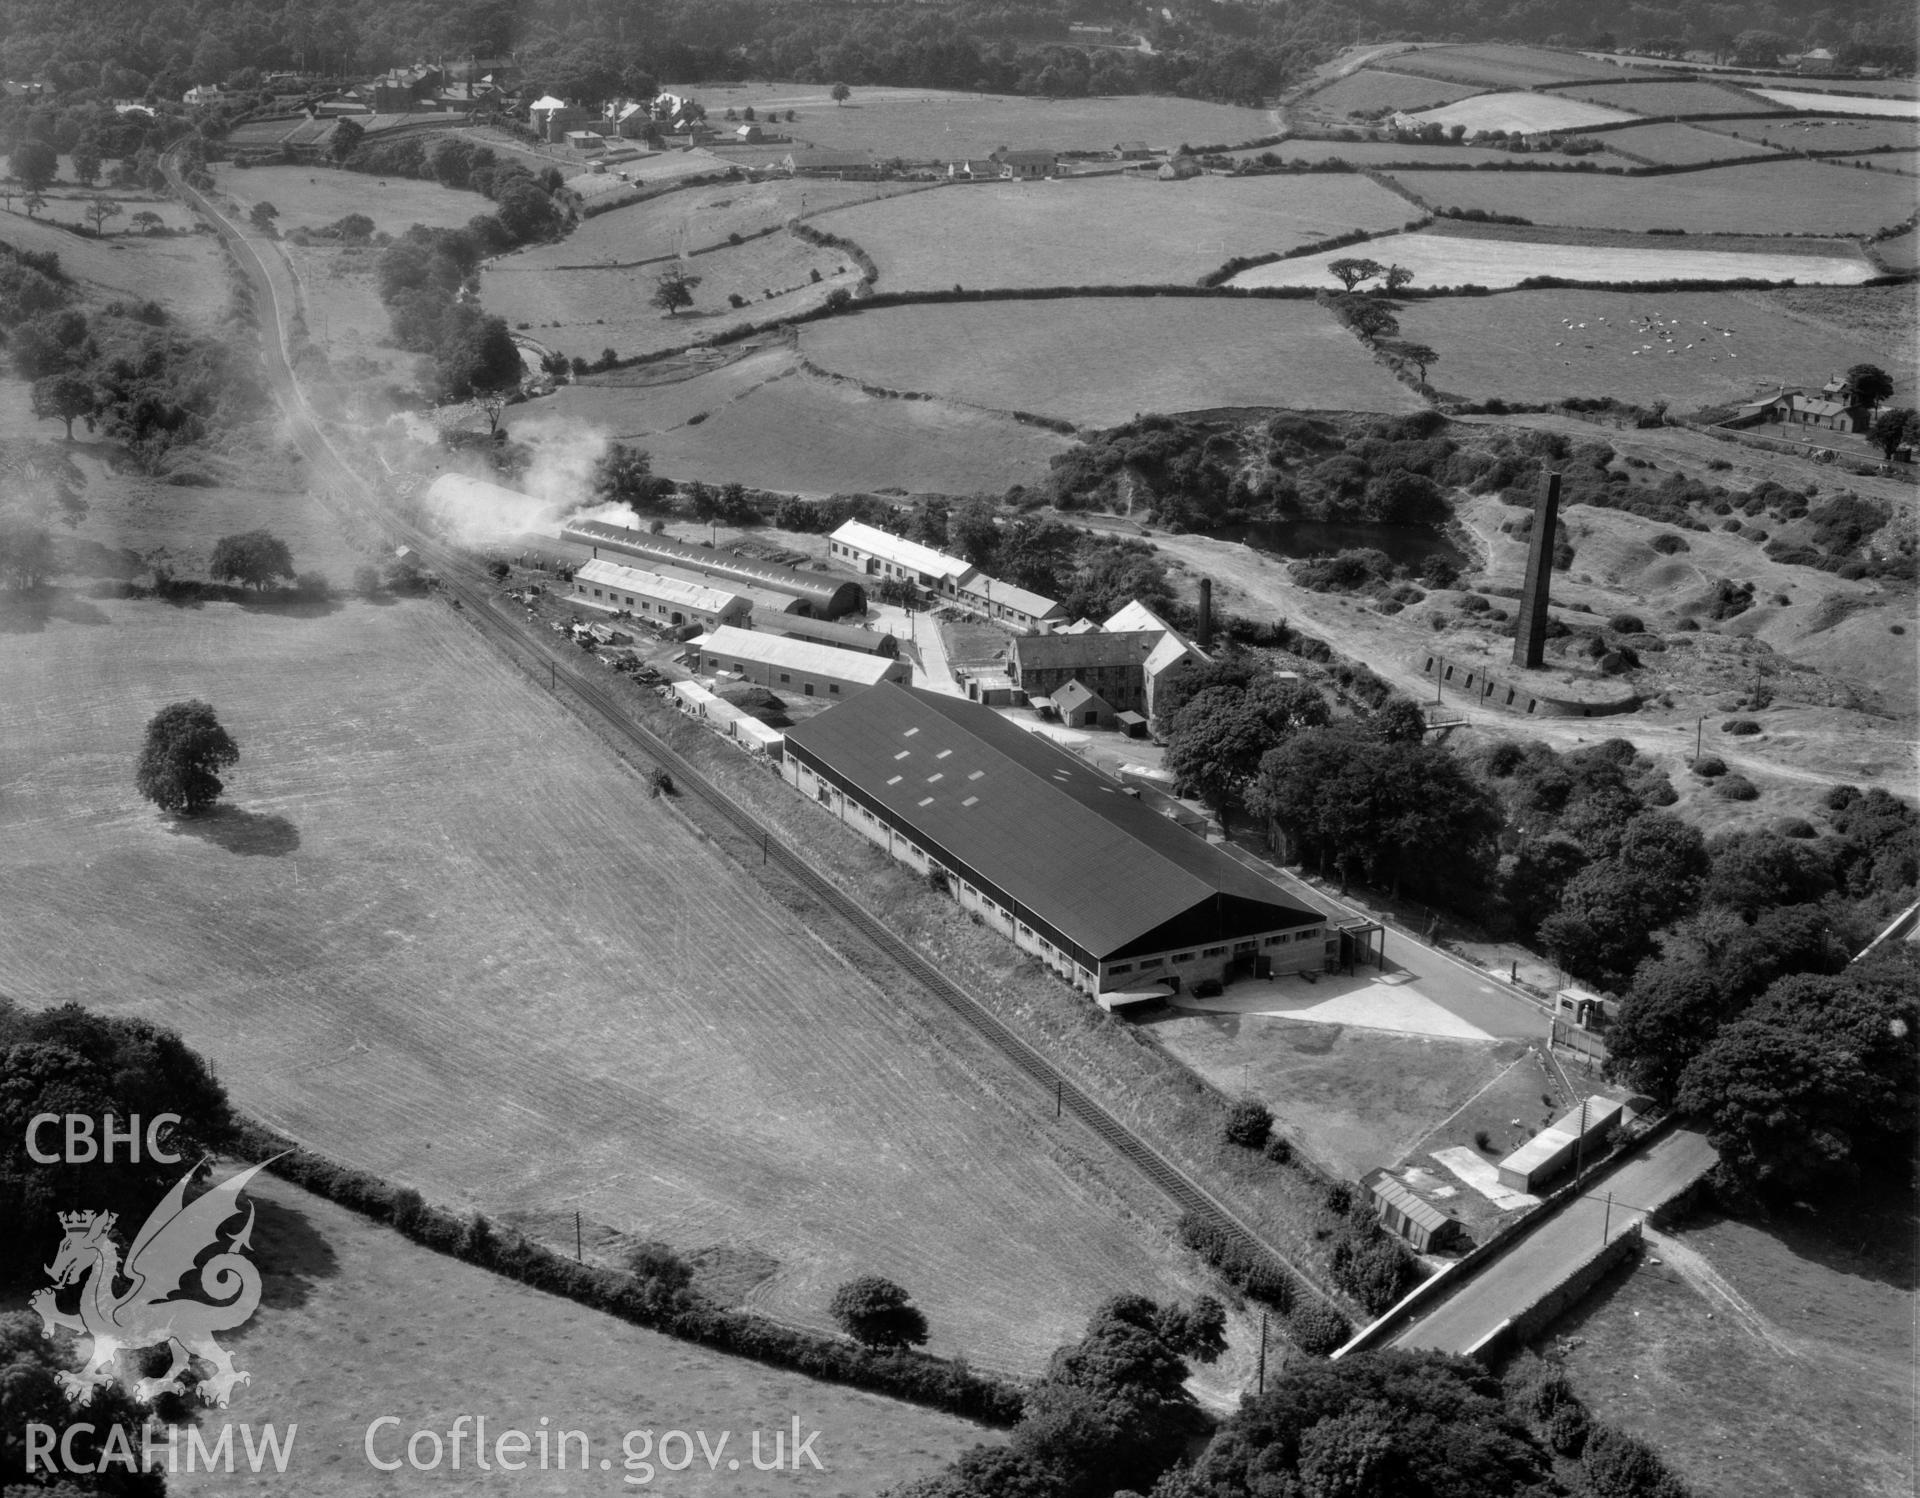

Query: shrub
left=1287, top=1300, right=1353, bottom=1357
left=1692, top=756, right=1727, bottom=778
left=1715, top=773, right=1759, bottom=801
left=1223, top=1098, right=1273, bottom=1149
left=1774, top=817, right=1816, bottom=839
left=1608, top=613, right=1644, bottom=634
left=1650, top=533, right=1689, bottom=554
left=352, top=564, right=381, bottom=597
left=1474, top=1129, right=1493, bottom=1152
left=1263, top=1134, right=1292, bottom=1165
left=1721, top=718, right=1760, bottom=735
left=829, top=1275, right=929, bottom=1349
left=648, top=768, right=675, bottom=797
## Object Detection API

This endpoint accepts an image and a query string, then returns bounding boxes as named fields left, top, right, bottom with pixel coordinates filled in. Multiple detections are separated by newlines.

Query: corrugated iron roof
left=832, top=519, right=975, bottom=581
left=691, top=625, right=907, bottom=685
left=782, top=684, right=1320, bottom=962
left=575, top=558, right=744, bottom=614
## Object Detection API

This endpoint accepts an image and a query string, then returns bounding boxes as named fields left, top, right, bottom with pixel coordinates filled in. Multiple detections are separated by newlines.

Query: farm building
left=1052, top=679, right=1115, bottom=728
left=948, top=158, right=1009, bottom=181
left=1114, top=140, right=1154, bottom=159
left=570, top=559, right=750, bottom=631
left=687, top=625, right=911, bottom=699
left=1738, top=389, right=1873, bottom=433
left=828, top=520, right=977, bottom=595
left=761, top=615, right=901, bottom=657
left=1008, top=626, right=1206, bottom=719
left=1496, top=1096, right=1625, bottom=1193
left=1363, top=1170, right=1461, bottom=1254
left=996, top=148, right=1058, bottom=178
left=956, top=574, right=1065, bottom=634
left=562, top=520, right=865, bottom=617
left=782, top=684, right=1329, bottom=996
left=783, top=149, right=880, bottom=178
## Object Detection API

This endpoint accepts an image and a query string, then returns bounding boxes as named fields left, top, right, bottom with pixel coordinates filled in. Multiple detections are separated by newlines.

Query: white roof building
left=1104, top=599, right=1179, bottom=636
left=688, top=624, right=911, bottom=696
left=828, top=519, right=978, bottom=592
left=572, top=558, right=751, bottom=626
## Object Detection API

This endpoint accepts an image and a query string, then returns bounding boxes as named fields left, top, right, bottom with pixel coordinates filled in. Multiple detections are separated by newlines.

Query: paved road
left=1391, top=1126, right=1718, bottom=1354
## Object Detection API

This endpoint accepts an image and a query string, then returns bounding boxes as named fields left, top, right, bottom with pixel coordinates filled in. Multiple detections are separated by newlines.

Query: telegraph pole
left=1256, top=1312, right=1268, bottom=1395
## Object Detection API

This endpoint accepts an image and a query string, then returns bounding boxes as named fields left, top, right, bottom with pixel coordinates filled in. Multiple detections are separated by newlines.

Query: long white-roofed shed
left=828, top=519, right=978, bottom=595
left=571, top=559, right=751, bottom=630
left=687, top=624, right=912, bottom=699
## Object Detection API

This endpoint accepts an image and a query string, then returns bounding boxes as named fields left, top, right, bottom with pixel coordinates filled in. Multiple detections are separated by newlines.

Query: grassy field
left=799, top=297, right=1424, bottom=425
left=1725, top=114, right=1920, bottom=151
left=663, top=82, right=1276, bottom=158
left=0, top=567, right=1213, bottom=1375
left=1386, top=158, right=1911, bottom=233
left=1873, top=225, right=1919, bottom=269
left=1392, top=43, right=1639, bottom=88
left=513, top=178, right=922, bottom=268
left=1762, top=282, right=1918, bottom=354
left=1299, top=68, right=1484, bottom=117
left=1408, top=91, right=1638, bottom=134
left=815, top=174, right=1414, bottom=290
left=1550, top=1193, right=1916, bottom=1498
left=0, top=206, right=228, bottom=326
left=1227, top=138, right=1593, bottom=167
left=1400, top=287, right=1905, bottom=409
left=1559, top=79, right=1784, bottom=115
left=1751, top=88, right=1920, bottom=117
left=31, top=1170, right=997, bottom=1495
left=535, top=344, right=1073, bottom=494
left=1837, top=150, right=1919, bottom=174
left=1226, top=232, right=1873, bottom=290
left=210, top=163, right=486, bottom=237
left=1144, top=1007, right=1522, bottom=1184
left=1598, top=122, right=1782, bottom=164
left=484, top=233, right=857, bottom=363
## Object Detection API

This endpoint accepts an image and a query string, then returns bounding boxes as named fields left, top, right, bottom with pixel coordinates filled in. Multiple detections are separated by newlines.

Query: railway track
left=168, top=151, right=1338, bottom=1316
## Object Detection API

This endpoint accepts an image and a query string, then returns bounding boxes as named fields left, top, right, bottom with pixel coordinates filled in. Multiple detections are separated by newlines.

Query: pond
left=1216, top=519, right=1466, bottom=572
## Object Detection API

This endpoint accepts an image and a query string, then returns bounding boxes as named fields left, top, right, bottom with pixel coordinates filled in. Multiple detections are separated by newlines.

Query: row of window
left=1105, top=930, right=1322, bottom=977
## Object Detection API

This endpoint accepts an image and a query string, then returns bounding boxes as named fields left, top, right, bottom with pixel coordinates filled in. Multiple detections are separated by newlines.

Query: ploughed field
left=0, top=590, right=1204, bottom=1375
left=1226, top=232, right=1875, bottom=291
left=798, top=297, right=1425, bottom=426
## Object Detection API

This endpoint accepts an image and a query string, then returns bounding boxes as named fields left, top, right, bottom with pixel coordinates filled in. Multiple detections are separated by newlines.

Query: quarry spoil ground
left=11, top=1170, right=995, bottom=1495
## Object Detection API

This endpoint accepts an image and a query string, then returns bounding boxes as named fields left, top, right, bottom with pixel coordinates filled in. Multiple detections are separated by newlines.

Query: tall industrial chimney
left=1512, top=471, right=1561, bottom=670
left=1197, top=577, right=1213, bottom=653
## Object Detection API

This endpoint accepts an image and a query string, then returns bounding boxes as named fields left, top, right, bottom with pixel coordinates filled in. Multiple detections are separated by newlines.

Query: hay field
left=1753, top=88, right=1920, bottom=118
left=1397, top=288, right=1906, bottom=408
left=514, top=179, right=922, bottom=269
left=1598, top=122, right=1782, bottom=164
left=0, top=588, right=1206, bottom=1375
left=1300, top=68, right=1483, bottom=117
left=541, top=346, right=1072, bottom=493
left=114, top=1172, right=994, bottom=1495
left=1386, top=159, right=1910, bottom=233
left=1407, top=91, right=1637, bottom=134
left=484, top=234, right=858, bottom=361
left=210, top=163, right=486, bottom=237
left=1225, top=232, right=1873, bottom=290
left=815, top=174, right=1413, bottom=290
left=799, top=298, right=1424, bottom=425
left=1558, top=79, right=1784, bottom=115
left=1732, top=115, right=1920, bottom=151
left=666, top=82, right=1275, bottom=158
left=1391, top=43, right=1641, bottom=88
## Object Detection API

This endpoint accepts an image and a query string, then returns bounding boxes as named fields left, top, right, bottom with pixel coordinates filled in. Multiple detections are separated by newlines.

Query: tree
left=10, top=138, right=57, bottom=190
left=135, top=699, right=240, bottom=815
left=130, top=209, right=164, bottom=234
left=1869, top=407, right=1915, bottom=459
left=831, top=81, right=851, bottom=105
left=247, top=200, right=278, bottom=233
left=1383, top=262, right=1415, bottom=292
left=1732, top=29, right=1792, bottom=65
left=1606, top=957, right=1731, bottom=1102
left=436, top=312, right=522, bottom=402
left=951, top=497, right=1000, bottom=569
left=1396, top=341, right=1438, bottom=382
left=828, top=1275, right=929, bottom=1349
left=208, top=529, right=295, bottom=590
left=1166, top=677, right=1330, bottom=832
left=1341, top=297, right=1400, bottom=340
left=593, top=441, right=669, bottom=516
left=85, top=194, right=122, bottom=235
left=70, top=141, right=101, bottom=184
left=31, top=372, right=94, bottom=439
left=1327, top=256, right=1384, bottom=291
left=1846, top=362, right=1894, bottom=409
left=21, top=191, right=46, bottom=219
left=651, top=263, right=701, bottom=316
left=329, top=116, right=364, bottom=162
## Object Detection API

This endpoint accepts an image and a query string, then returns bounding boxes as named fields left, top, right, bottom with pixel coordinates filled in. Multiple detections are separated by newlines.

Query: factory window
left=1173, top=952, right=1194, bottom=964
left=1109, top=964, right=1133, bottom=976
left=1202, top=946, right=1226, bottom=958
left=780, top=673, right=791, bottom=685
left=1138, top=958, right=1164, bottom=971
left=829, top=684, right=841, bottom=694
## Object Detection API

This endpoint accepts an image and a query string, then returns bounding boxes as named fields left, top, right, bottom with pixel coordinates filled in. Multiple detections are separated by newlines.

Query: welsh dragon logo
left=31, top=1157, right=279, bottom=1408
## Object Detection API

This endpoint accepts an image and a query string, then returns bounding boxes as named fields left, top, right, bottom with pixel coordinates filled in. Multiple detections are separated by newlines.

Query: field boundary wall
left=1462, top=1224, right=1641, bottom=1363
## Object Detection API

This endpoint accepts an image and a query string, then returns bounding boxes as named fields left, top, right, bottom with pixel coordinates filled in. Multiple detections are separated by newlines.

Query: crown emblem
left=58, top=1210, right=99, bottom=1230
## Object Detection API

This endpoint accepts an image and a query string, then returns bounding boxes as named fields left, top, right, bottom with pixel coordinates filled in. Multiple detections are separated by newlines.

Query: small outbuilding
left=1365, top=1170, right=1460, bottom=1254
left=1496, top=1096, right=1625, bottom=1193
